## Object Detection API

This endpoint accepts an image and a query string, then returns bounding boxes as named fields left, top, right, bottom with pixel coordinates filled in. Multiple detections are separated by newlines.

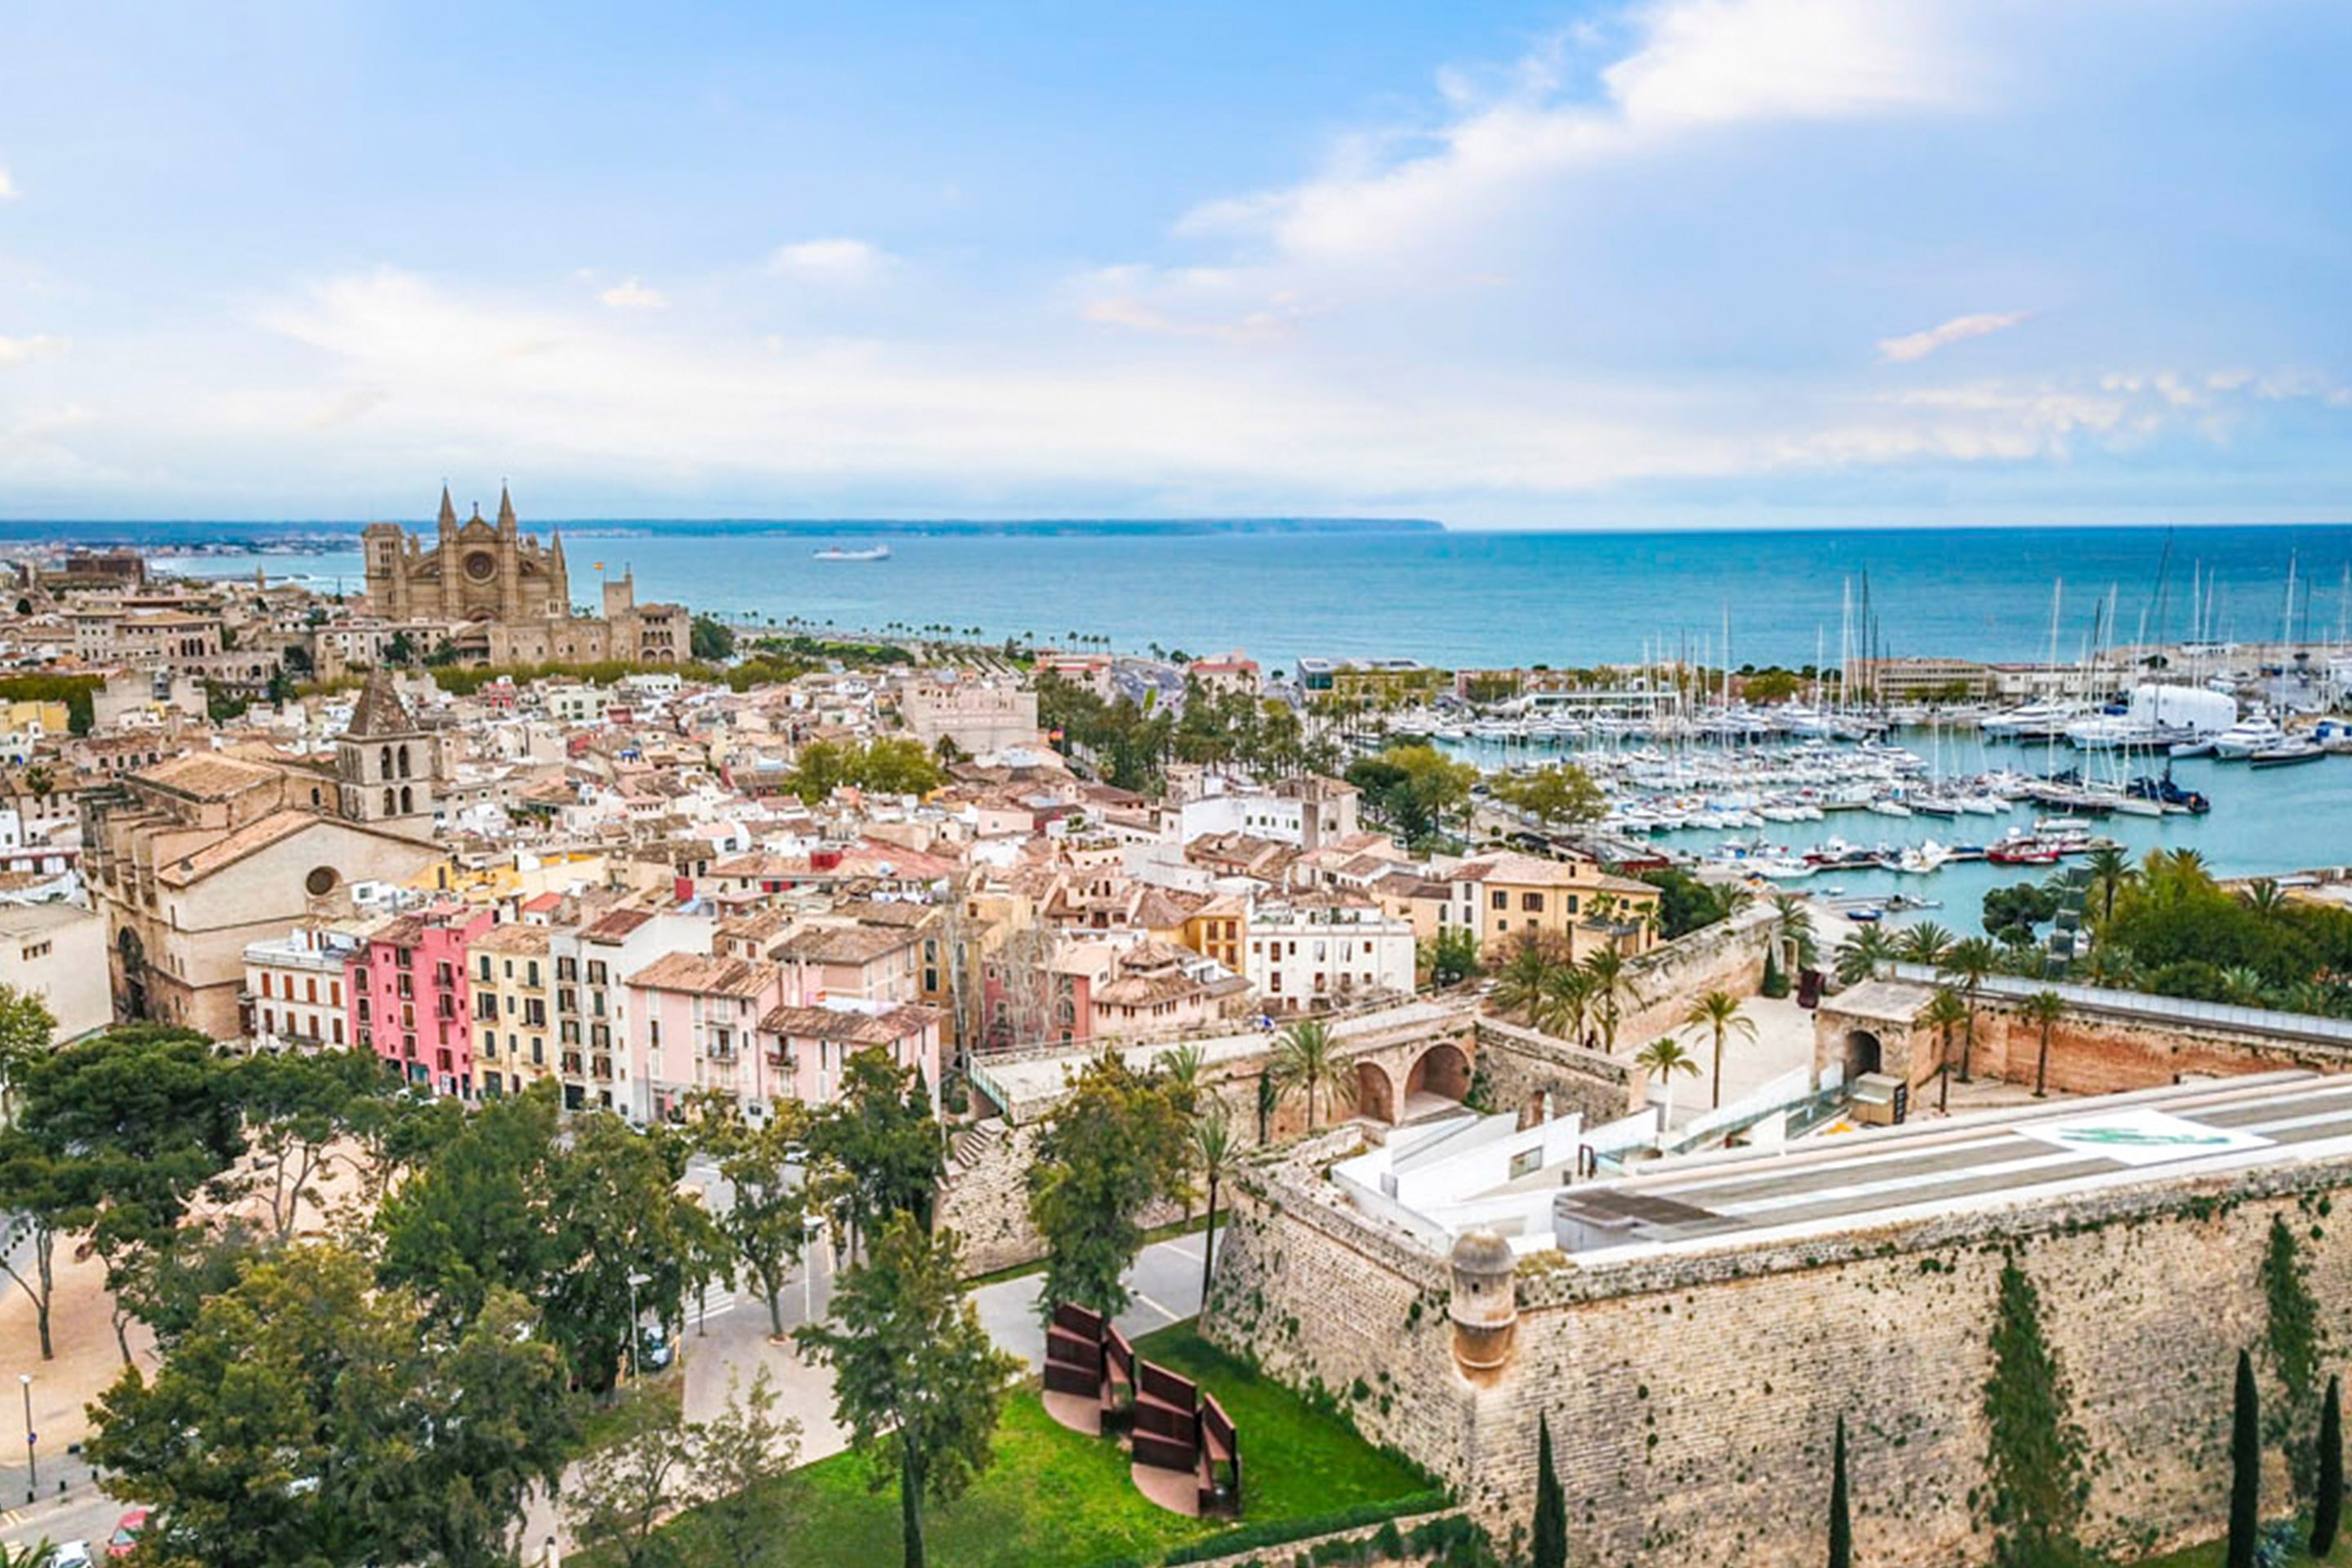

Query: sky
left=2, top=0, right=2350, bottom=528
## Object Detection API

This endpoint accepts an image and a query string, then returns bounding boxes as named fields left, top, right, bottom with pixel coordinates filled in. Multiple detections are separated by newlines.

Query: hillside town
left=5, top=506, right=2352, bottom=1568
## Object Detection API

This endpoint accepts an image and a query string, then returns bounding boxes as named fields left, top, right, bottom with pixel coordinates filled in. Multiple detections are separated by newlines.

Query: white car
left=51, top=1544, right=94, bottom=1568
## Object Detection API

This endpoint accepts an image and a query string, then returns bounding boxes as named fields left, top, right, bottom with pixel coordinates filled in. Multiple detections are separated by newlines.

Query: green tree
left=1494, top=764, right=1607, bottom=830
left=0, top=1134, right=87, bottom=1360
left=693, top=1094, right=813, bottom=1339
left=1682, top=990, right=1755, bottom=1111
left=1922, top=987, right=1969, bottom=1114
left=1192, top=1105, right=1235, bottom=1311
left=1531, top=1411, right=1566, bottom=1568
left=565, top=1382, right=691, bottom=1568
left=1833, top=925, right=1894, bottom=987
left=385, top=630, right=416, bottom=666
left=1981, top=1257, right=2090, bottom=1568
left=805, top=1049, right=945, bottom=1262
left=1535, top=965, right=1596, bottom=1045
left=1829, top=1412, right=1851, bottom=1568
left=795, top=1217, right=1020, bottom=1568
left=1939, top=936, right=2001, bottom=1082
left=1490, top=932, right=1566, bottom=1024
left=377, top=1082, right=564, bottom=1327
left=1426, top=925, right=1483, bottom=987
left=2229, top=1348, right=2261, bottom=1568
left=0, top=985, right=54, bottom=1119
left=1583, top=946, right=1635, bottom=1054
left=1634, top=1036, right=1701, bottom=1131
left=1896, top=921, right=1954, bottom=968
left=89, top=1244, right=569, bottom=1568
left=1271, top=1018, right=1352, bottom=1130
left=690, top=613, right=737, bottom=662
left=1026, top=1050, right=1190, bottom=1321
left=2019, top=989, right=2066, bottom=1098
left=1347, top=744, right=1477, bottom=845
left=685, top=1365, right=806, bottom=1568
left=2083, top=844, right=2137, bottom=927
left=2314, top=1375, right=2342, bottom=1557
left=229, top=1047, right=388, bottom=1241
left=542, top=1111, right=726, bottom=1397
left=857, top=737, right=947, bottom=796
left=1772, top=893, right=1820, bottom=972
left=787, top=738, right=855, bottom=804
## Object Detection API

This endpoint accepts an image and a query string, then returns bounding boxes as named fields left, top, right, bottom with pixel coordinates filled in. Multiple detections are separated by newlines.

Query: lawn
left=635, top=1320, right=1437, bottom=1568
left=2134, top=1518, right=2350, bottom=1568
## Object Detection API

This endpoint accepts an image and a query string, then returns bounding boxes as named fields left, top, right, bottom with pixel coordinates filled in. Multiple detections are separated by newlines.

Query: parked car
left=639, top=1326, right=675, bottom=1372
left=51, top=1544, right=93, bottom=1568
left=105, top=1508, right=149, bottom=1560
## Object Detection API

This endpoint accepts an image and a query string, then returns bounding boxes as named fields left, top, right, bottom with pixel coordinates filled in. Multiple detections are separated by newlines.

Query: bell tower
left=336, top=668, right=437, bottom=840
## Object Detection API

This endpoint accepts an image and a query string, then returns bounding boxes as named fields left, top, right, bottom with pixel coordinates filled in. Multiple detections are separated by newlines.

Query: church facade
left=359, top=486, right=690, bottom=666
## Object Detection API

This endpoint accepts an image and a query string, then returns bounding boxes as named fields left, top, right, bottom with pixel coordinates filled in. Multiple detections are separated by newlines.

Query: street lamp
left=19, top=1372, right=33, bottom=1503
left=626, top=1272, right=653, bottom=1381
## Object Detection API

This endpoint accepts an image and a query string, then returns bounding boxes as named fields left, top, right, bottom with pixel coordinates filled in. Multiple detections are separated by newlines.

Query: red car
left=105, top=1507, right=149, bottom=1559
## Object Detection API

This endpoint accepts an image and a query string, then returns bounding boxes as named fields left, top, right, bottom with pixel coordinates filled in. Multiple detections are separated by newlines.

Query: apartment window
left=1490, top=891, right=1508, bottom=911
left=526, top=962, right=541, bottom=988
left=478, top=956, right=492, bottom=982
left=1566, top=894, right=1580, bottom=915
left=1521, top=893, right=1544, bottom=912
left=258, top=971, right=272, bottom=997
left=306, top=976, right=319, bottom=1004
left=587, top=960, right=607, bottom=986
left=648, top=1019, right=661, bottom=1049
left=556, top=957, right=577, bottom=982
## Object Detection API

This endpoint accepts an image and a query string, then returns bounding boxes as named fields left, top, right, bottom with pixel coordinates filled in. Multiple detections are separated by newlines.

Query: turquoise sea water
left=156, top=522, right=2352, bottom=674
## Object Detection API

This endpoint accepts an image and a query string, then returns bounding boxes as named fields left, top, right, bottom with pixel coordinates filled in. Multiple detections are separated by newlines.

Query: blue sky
left=2, top=0, right=2349, bottom=527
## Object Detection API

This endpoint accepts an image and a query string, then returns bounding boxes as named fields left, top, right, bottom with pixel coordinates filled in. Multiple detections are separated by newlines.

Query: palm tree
left=1922, top=986, right=1970, bottom=1113
left=2083, top=844, right=2136, bottom=926
left=1896, top=922, right=1954, bottom=968
left=2019, top=988, right=2065, bottom=1097
left=2241, top=877, right=2289, bottom=922
left=1156, top=1043, right=1205, bottom=1111
left=2165, top=847, right=2210, bottom=881
left=1833, top=926, right=1895, bottom=987
left=1532, top=965, right=1594, bottom=1044
left=1717, top=884, right=1757, bottom=923
left=1191, top=1105, right=1235, bottom=1308
left=1939, top=936, right=2001, bottom=1081
left=2219, top=965, right=2271, bottom=1008
left=1634, top=1036, right=1702, bottom=1135
left=1271, top=1018, right=1352, bottom=1130
left=2083, top=942, right=2143, bottom=990
left=1771, top=893, right=1820, bottom=973
left=1490, top=932, right=1562, bottom=1023
left=1583, top=947, right=1636, bottom=1054
left=1682, top=989, right=1757, bottom=1111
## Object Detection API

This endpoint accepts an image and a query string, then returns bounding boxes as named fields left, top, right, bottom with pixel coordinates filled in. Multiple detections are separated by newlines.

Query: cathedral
left=359, top=485, right=688, bottom=666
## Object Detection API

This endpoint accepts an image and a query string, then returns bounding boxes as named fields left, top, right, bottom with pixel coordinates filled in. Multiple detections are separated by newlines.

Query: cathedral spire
left=497, top=483, right=517, bottom=529
left=437, top=483, right=457, bottom=529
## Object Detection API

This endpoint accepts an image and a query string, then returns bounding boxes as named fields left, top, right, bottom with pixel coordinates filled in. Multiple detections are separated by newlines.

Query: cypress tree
left=1828, top=1412, right=1851, bottom=1568
left=1532, top=1410, right=1567, bottom=1568
left=2315, top=1374, right=2342, bottom=1558
left=2229, top=1348, right=2261, bottom=1568
left=1984, top=1258, right=2088, bottom=1568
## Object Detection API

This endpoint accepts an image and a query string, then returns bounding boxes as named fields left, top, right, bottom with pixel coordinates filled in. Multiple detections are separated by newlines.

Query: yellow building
left=1452, top=852, right=1661, bottom=961
left=470, top=922, right=555, bottom=1095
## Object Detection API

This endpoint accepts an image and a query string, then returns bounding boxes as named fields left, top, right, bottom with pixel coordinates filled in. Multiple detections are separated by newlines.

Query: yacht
left=1982, top=699, right=2085, bottom=739
left=812, top=544, right=892, bottom=562
left=2249, top=737, right=2326, bottom=769
left=2212, top=711, right=2287, bottom=760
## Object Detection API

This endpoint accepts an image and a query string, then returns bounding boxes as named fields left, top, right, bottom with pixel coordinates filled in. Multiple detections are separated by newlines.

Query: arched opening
left=1402, top=1041, right=1473, bottom=1120
left=397, top=744, right=411, bottom=778
left=116, top=926, right=148, bottom=1019
left=382, top=788, right=398, bottom=817
left=1352, top=1061, right=1397, bottom=1125
left=399, top=786, right=414, bottom=814
left=1842, top=1029, right=1883, bottom=1082
left=378, top=746, right=392, bottom=777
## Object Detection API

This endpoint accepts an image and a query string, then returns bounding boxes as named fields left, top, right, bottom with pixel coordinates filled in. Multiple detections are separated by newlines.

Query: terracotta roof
left=137, top=751, right=282, bottom=802
left=154, top=808, right=318, bottom=886
left=344, top=667, right=415, bottom=739
left=627, top=951, right=777, bottom=997
left=581, top=907, right=656, bottom=942
left=759, top=1001, right=941, bottom=1045
left=775, top=924, right=917, bottom=965
left=473, top=922, right=551, bottom=955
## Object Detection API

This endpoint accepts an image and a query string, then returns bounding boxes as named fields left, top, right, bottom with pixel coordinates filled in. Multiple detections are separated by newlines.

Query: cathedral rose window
left=464, top=550, right=497, bottom=581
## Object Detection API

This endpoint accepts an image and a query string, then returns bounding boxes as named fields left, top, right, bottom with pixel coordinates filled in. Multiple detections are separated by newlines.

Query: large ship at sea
left=812, top=544, right=891, bottom=562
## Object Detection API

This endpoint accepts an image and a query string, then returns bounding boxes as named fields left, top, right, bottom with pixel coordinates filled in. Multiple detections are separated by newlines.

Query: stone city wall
left=1210, top=1134, right=2352, bottom=1568
left=1969, top=1002, right=2352, bottom=1098
left=1472, top=1017, right=1646, bottom=1127
left=1614, top=903, right=1779, bottom=1049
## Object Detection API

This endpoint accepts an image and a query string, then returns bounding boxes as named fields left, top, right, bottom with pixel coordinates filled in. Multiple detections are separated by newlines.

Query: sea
left=131, top=520, right=2352, bottom=675
left=114, top=519, right=2352, bottom=936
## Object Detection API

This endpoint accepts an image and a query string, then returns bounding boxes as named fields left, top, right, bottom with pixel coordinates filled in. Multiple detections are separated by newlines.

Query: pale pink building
left=625, top=952, right=786, bottom=1122
left=346, top=904, right=496, bottom=1098
left=756, top=1001, right=943, bottom=1107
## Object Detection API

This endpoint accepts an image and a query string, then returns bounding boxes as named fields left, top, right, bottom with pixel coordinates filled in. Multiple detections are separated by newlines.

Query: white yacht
left=2212, top=711, right=2287, bottom=760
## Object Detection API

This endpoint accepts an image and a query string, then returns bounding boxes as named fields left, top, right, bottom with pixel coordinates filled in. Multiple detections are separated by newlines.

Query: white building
left=1245, top=895, right=1416, bottom=1014
left=0, top=902, right=110, bottom=1041
left=242, top=926, right=363, bottom=1050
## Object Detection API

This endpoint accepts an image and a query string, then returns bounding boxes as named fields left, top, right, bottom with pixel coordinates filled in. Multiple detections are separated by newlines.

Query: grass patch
left=604, top=1319, right=1433, bottom=1568
left=572, top=1367, right=684, bottom=1455
left=2133, top=1517, right=2350, bottom=1568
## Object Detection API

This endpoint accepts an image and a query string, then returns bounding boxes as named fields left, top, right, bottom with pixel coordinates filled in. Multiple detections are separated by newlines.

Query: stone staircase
left=947, top=1115, right=1005, bottom=1175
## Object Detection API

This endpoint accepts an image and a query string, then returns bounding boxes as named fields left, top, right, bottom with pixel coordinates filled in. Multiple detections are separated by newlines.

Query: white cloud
left=768, top=238, right=894, bottom=286
left=1877, top=310, right=2029, bottom=363
left=0, top=333, right=67, bottom=365
left=1181, top=0, right=1971, bottom=265
left=0, top=167, right=16, bottom=201
left=595, top=276, right=666, bottom=310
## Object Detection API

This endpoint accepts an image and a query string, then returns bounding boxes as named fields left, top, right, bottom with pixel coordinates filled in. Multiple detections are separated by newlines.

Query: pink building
left=773, top=923, right=921, bottom=1009
left=756, top=1001, right=943, bottom=1107
left=346, top=904, right=495, bottom=1098
left=625, top=952, right=787, bottom=1122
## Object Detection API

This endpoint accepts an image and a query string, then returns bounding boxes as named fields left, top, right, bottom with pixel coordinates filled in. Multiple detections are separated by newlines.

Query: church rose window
left=465, top=550, right=497, bottom=581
